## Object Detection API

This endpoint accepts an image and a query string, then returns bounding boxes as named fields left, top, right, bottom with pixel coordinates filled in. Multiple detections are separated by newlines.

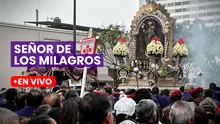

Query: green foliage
left=21, top=71, right=25, bottom=75
left=158, top=64, right=169, bottom=77
left=93, top=24, right=128, bottom=67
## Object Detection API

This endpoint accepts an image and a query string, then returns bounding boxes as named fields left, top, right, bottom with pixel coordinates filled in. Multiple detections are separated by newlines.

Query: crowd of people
left=0, top=82, right=220, bottom=124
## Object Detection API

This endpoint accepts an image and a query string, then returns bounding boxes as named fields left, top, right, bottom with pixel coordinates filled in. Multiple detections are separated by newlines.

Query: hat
left=170, top=90, right=182, bottom=98
left=190, top=87, right=203, bottom=95
left=114, top=97, right=136, bottom=116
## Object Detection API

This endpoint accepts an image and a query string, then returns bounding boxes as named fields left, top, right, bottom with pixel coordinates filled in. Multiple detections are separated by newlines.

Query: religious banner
left=80, top=37, right=97, bottom=54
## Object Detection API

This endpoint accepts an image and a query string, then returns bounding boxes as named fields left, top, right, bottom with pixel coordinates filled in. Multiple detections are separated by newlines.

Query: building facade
left=140, top=0, right=220, bottom=26
left=0, top=21, right=112, bottom=88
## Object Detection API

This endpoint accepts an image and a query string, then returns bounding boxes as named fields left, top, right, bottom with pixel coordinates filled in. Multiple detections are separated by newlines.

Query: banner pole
left=80, top=67, right=87, bottom=97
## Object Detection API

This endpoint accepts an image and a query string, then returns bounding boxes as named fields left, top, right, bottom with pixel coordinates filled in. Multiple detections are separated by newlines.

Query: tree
left=94, top=24, right=128, bottom=87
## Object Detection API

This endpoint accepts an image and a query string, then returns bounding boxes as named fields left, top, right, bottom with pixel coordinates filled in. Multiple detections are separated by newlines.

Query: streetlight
left=133, top=67, right=139, bottom=90
left=73, top=0, right=76, bottom=42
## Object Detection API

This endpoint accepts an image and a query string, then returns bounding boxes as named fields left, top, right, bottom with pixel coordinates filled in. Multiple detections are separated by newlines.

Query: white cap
left=114, top=97, right=136, bottom=116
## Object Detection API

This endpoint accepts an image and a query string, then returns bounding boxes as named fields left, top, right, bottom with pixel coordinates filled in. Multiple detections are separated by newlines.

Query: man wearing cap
left=189, top=87, right=204, bottom=105
left=114, top=97, right=136, bottom=124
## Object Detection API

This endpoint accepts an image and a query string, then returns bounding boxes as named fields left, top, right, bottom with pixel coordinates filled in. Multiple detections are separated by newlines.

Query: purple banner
left=11, top=41, right=104, bottom=67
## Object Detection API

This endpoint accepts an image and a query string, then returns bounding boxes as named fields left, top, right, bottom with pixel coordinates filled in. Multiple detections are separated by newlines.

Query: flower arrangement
left=113, top=38, right=128, bottom=57
left=158, top=64, right=169, bottom=77
left=146, top=36, right=164, bottom=55
left=173, top=38, right=188, bottom=57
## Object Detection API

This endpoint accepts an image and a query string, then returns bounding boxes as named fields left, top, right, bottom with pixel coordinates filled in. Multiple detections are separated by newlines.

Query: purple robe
left=0, top=98, right=5, bottom=105
left=183, top=92, right=191, bottom=101
left=16, top=106, right=37, bottom=117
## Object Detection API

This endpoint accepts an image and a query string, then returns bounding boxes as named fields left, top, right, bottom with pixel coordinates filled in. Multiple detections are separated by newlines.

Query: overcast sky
left=0, top=0, right=139, bottom=29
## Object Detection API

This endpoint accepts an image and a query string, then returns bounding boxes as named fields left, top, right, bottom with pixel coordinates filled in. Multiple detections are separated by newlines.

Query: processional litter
left=113, top=1, right=189, bottom=89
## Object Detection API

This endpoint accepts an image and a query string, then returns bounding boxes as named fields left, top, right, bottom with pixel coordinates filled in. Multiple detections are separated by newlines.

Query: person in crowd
left=179, top=86, right=184, bottom=93
left=64, top=89, right=78, bottom=100
left=79, top=92, right=113, bottom=124
left=104, top=86, right=116, bottom=107
left=32, top=104, right=52, bottom=117
left=114, top=97, right=136, bottom=124
left=133, top=89, right=151, bottom=104
left=15, top=92, right=27, bottom=112
left=126, top=89, right=136, bottom=99
left=44, top=93, right=62, bottom=108
left=194, top=106, right=209, bottom=124
left=52, top=87, right=60, bottom=93
left=113, top=89, right=121, bottom=101
left=57, top=90, right=66, bottom=105
left=4, top=88, right=18, bottom=111
left=48, top=107, right=61, bottom=124
left=183, top=83, right=194, bottom=101
left=151, top=86, right=161, bottom=106
left=0, top=89, right=7, bottom=107
left=16, top=89, right=43, bottom=118
left=0, top=107, right=20, bottom=124
left=60, top=98, right=79, bottom=124
left=28, top=115, right=57, bottom=124
left=199, top=97, right=217, bottom=124
left=189, top=87, right=204, bottom=105
left=169, top=101, right=195, bottom=124
left=210, top=82, right=220, bottom=103
left=167, top=90, right=183, bottom=107
left=135, top=99, right=159, bottom=124
left=119, top=91, right=127, bottom=99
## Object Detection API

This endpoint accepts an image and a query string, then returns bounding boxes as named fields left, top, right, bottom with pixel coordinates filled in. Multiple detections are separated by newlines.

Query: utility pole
left=73, top=0, right=76, bottom=42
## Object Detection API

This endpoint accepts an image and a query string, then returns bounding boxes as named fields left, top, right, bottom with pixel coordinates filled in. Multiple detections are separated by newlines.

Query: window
left=168, top=9, right=175, bottom=13
left=162, top=4, right=167, bottom=7
left=207, top=12, right=214, bottom=16
left=175, top=9, right=182, bottom=13
left=199, top=0, right=206, bottom=3
left=175, top=16, right=183, bottom=19
left=199, top=6, right=206, bottom=10
left=175, top=2, right=182, bottom=6
left=207, top=19, right=214, bottom=23
left=199, top=13, right=206, bottom=17
left=215, top=11, right=220, bottom=15
left=207, top=5, right=215, bottom=9
left=190, top=7, right=198, bottom=11
left=183, top=15, right=190, bottom=19
left=183, top=1, right=190, bottom=5
left=183, top=8, right=190, bottom=12
left=215, top=4, right=220, bottom=8
left=168, top=3, right=174, bottom=7
left=190, top=0, right=197, bottom=4
left=191, top=14, right=198, bottom=18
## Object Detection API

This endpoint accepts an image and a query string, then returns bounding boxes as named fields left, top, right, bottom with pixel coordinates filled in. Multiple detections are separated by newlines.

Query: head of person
left=204, top=89, right=214, bottom=98
left=79, top=92, right=113, bottom=124
left=169, top=101, right=195, bottom=124
left=33, top=104, right=52, bottom=117
left=134, top=89, right=151, bottom=104
left=52, top=87, right=60, bottom=92
left=16, top=92, right=27, bottom=109
left=170, top=90, right=183, bottom=103
left=151, top=86, right=159, bottom=95
left=190, top=87, right=204, bottom=104
left=126, top=89, right=136, bottom=95
left=60, top=98, right=79, bottom=124
left=57, top=90, right=66, bottom=101
left=199, top=97, right=216, bottom=122
left=104, top=86, right=113, bottom=95
left=26, top=89, right=43, bottom=108
left=0, top=108, right=19, bottom=124
left=48, top=108, right=61, bottom=124
left=162, top=89, right=170, bottom=96
left=0, top=89, right=7, bottom=100
left=6, top=88, right=17, bottom=101
left=64, top=89, right=78, bottom=101
left=209, top=82, right=216, bottom=90
left=114, top=97, right=136, bottom=123
left=135, top=99, right=158, bottom=124
left=194, top=106, right=209, bottom=124
left=28, top=115, right=57, bottom=124
left=44, top=93, right=62, bottom=108
left=180, top=86, right=185, bottom=92
left=184, top=83, right=194, bottom=92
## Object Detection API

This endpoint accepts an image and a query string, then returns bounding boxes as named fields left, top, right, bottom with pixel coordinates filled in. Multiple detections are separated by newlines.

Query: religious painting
left=136, top=18, right=165, bottom=58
